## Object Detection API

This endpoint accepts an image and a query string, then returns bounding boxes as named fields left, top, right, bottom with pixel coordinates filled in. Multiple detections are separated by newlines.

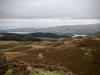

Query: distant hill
left=6, top=28, right=40, bottom=32
left=94, top=31, right=100, bottom=35
left=0, top=30, right=8, bottom=33
left=6, top=24, right=100, bottom=35
left=38, top=24, right=100, bottom=34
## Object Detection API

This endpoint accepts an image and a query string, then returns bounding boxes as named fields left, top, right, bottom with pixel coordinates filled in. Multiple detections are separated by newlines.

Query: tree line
left=0, top=32, right=71, bottom=41
left=0, top=33, right=42, bottom=41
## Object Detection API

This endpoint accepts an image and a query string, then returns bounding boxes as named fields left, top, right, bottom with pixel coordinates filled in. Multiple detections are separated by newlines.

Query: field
left=0, top=35, right=100, bottom=75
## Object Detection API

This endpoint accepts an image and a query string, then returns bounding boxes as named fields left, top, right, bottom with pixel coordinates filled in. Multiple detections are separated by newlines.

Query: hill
left=0, top=30, right=8, bottom=33
left=94, top=31, right=100, bottom=35
left=37, top=24, right=100, bottom=34
left=0, top=35, right=100, bottom=75
left=30, top=32, right=71, bottom=38
left=0, top=33, right=71, bottom=41
left=6, top=24, right=100, bottom=35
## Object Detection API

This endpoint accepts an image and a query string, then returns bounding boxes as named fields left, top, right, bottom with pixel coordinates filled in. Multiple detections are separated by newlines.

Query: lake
left=71, top=34, right=87, bottom=38
left=8, top=32, right=31, bottom=34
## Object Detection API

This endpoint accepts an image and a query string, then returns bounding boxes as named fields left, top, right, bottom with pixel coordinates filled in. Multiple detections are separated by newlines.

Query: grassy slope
left=0, top=35, right=100, bottom=75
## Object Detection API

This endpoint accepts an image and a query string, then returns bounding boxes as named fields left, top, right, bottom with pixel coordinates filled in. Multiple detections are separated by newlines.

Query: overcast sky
left=0, top=0, right=100, bottom=29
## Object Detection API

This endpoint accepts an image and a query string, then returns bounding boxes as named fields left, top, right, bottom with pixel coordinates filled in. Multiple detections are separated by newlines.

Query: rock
left=38, top=53, right=43, bottom=59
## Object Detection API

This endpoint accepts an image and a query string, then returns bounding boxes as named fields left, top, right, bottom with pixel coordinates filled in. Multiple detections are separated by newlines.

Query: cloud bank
left=0, top=0, right=100, bottom=29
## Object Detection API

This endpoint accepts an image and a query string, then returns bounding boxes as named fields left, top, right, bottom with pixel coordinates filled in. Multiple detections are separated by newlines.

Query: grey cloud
left=0, top=18, right=100, bottom=30
left=0, top=0, right=100, bottom=19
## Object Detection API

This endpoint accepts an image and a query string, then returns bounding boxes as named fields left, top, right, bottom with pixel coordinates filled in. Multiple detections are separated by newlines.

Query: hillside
left=38, top=24, right=100, bottom=34
left=6, top=24, right=100, bottom=35
left=0, top=33, right=71, bottom=41
left=0, top=35, right=100, bottom=75
left=6, top=28, right=40, bottom=33
left=94, top=31, right=100, bottom=35
left=0, top=30, right=8, bottom=33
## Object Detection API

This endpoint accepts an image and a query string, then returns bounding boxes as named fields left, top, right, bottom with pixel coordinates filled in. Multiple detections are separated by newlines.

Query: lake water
left=8, top=32, right=31, bottom=34
left=71, top=34, right=87, bottom=38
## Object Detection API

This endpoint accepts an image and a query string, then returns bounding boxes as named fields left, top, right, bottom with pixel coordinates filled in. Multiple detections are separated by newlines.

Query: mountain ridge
left=4, top=23, right=100, bottom=35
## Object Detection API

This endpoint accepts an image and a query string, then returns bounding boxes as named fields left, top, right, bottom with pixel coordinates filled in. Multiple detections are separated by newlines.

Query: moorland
left=0, top=33, right=100, bottom=75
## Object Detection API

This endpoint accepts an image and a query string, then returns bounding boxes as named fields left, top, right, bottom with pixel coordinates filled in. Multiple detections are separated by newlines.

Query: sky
left=0, top=0, right=100, bottom=29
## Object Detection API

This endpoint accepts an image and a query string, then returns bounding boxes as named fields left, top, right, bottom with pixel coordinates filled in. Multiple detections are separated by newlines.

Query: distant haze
left=0, top=0, right=100, bottom=29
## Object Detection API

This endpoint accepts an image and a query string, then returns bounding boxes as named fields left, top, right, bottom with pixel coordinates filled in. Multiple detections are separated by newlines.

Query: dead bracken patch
left=4, top=52, right=26, bottom=58
left=6, top=46, right=32, bottom=52
left=0, top=43, right=19, bottom=49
